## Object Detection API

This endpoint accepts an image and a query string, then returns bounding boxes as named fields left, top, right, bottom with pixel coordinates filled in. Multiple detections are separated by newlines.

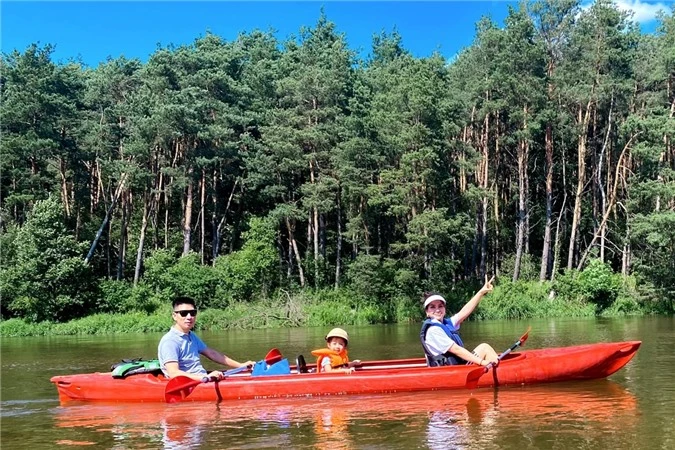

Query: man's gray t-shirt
left=158, top=327, right=208, bottom=376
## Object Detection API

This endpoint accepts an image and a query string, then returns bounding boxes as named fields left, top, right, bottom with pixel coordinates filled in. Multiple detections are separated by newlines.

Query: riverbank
left=0, top=278, right=651, bottom=337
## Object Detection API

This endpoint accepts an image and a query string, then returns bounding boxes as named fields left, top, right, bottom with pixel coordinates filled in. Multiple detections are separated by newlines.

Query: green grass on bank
left=0, top=280, right=650, bottom=337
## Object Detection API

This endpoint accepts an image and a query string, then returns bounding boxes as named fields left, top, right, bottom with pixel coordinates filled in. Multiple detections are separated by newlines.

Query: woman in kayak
left=421, top=276, right=500, bottom=367
left=312, top=327, right=361, bottom=373
left=158, top=296, right=255, bottom=381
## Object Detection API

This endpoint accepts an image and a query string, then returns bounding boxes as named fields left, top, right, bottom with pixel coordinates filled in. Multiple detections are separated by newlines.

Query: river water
left=1, top=316, right=673, bottom=449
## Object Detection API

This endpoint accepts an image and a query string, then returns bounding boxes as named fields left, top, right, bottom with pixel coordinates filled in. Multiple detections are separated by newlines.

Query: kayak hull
left=50, top=340, right=641, bottom=403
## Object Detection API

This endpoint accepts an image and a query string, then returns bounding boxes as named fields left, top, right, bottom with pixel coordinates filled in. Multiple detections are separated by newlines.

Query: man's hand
left=207, top=370, right=223, bottom=381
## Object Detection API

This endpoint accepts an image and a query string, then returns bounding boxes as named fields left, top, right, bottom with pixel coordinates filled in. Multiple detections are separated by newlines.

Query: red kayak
left=50, top=340, right=641, bottom=403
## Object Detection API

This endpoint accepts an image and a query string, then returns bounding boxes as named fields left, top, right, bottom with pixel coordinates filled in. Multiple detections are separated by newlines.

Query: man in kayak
left=158, top=296, right=255, bottom=381
left=311, top=327, right=361, bottom=373
left=421, top=276, right=500, bottom=367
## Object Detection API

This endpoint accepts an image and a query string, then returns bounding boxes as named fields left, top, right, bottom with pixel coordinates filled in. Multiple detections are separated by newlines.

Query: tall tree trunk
left=59, top=157, right=71, bottom=217
left=182, top=166, right=194, bottom=256
left=152, top=168, right=163, bottom=250
left=475, top=106, right=489, bottom=278
left=540, top=121, right=554, bottom=281
left=306, top=215, right=312, bottom=260
left=577, top=136, right=635, bottom=270
left=200, top=169, right=206, bottom=264
left=211, top=169, right=218, bottom=262
left=493, top=119, right=500, bottom=278
left=84, top=172, right=128, bottom=265
left=116, top=192, right=128, bottom=281
left=597, top=96, right=613, bottom=262
left=567, top=102, right=593, bottom=269
left=551, top=149, right=568, bottom=283
left=134, top=191, right=152, bottom=285
left=658, top=93, right=675, bottom=210
left=214, top=178, right=239, bottom=260
left=621, top=221, right=631, bottom=276
left=513, top=106, right=529, bottom=282
left=313, top=207, right=319, bottom=285
left=106, top=219, right=112, bottom=278
left=335, top=186, right=342, bottom=289
left=285, top=217, right=305, bottom=287
left=309, top=159, right=319, bottom=286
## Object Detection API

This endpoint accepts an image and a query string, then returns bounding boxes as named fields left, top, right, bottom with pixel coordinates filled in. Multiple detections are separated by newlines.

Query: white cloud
left=614, top=0, right=669, bottom=22
left=581, top=1, right=669, bottom=23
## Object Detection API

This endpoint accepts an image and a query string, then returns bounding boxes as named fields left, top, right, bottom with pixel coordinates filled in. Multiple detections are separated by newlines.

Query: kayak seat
left=296, top=354, right=308, bottom=373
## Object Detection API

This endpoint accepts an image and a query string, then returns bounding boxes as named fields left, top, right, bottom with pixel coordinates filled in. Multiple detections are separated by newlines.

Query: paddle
left=164, top=348, right=283, bottom=403
left=465, top=326, right=531, bottom=389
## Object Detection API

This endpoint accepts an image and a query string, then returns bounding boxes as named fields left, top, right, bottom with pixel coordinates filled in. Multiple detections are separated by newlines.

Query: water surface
left=1, top=316, right=672, bottom=449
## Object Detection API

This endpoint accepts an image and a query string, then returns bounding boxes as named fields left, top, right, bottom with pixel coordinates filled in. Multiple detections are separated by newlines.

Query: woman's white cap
left=423, top=294, right=446, bottom=309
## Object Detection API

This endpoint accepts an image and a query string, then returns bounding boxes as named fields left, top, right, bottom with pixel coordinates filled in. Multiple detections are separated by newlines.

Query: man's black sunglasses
left=174, top=309, right=197, bottom=317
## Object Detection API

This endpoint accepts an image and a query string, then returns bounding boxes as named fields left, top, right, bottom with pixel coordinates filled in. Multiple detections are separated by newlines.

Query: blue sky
left=1, top=1, right=672, bottom=67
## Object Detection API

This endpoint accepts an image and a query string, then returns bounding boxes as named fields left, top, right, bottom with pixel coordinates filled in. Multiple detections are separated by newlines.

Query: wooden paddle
left=465, top=326, right=531, bottom=389
left=164, top=348, right=283, bottom=403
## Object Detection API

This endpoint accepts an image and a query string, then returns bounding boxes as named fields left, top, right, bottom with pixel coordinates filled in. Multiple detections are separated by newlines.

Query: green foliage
left=143, top=250, right=216, bottom=308
left=0, top=312, right=170, bottom=337
left=0, top=318, right=53, bottom=337
left=142, top=249, right=178, bottom=290
left=212, top=217, right=278, bottom=306
left=303, top=288, right=389, bottom=326
left=630, top=211, right=675, bottom=312
left=167, top=253, right=218, bottom=307
left=344, top=254, right=397, bottom=301
left=0, top=197, right=98, bottom=322
left=98, top=280, right=163, bottom=314
left=576, top=260, right=623, bottom=309
left=1, top=6, right=674, bottom=325
left=477, top=280, right=596, bottom=320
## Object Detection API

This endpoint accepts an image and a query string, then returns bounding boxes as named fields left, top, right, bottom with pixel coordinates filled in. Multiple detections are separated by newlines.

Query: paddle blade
left=264, top=348, right=283, bottom=365
left=465, top=367, right=488, bottom=390
left=164, top=376, right=201, bottom=403
left=519, top=326, right=532, bottom=346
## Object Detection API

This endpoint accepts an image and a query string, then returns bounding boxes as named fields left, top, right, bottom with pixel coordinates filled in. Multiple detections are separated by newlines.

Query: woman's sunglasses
left=174, top=309, right=197, bottom=317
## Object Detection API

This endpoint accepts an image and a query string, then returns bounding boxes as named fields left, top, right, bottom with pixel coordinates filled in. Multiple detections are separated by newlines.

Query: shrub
left=576, top=259, right=622, bottom=310
left=142, top=248, right=178, bottom=291
left=143, top=250, right=216, bottom=308
left=3, top=197, right=98, bottom=322
left=212, top=217, right=278, bottom=306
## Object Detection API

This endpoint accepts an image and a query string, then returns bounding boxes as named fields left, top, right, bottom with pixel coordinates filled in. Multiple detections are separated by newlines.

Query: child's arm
left=324, top=364, right=355, bottom=374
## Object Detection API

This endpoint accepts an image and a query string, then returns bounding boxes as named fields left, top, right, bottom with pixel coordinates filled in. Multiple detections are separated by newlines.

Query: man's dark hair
left=172, top=296, right=197, bottom=309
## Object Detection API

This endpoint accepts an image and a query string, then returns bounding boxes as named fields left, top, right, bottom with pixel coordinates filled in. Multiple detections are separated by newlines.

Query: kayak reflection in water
left=161, top=418, right=204, bottom=450
left=421, top=276, right=500, bottom=367
left=314, top=408, right=351, bottom=450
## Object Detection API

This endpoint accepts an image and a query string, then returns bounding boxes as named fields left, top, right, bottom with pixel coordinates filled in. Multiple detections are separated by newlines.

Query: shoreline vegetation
left=2, top=3, right=674, bottom=337
left=0, top=270, right=658, bottom=337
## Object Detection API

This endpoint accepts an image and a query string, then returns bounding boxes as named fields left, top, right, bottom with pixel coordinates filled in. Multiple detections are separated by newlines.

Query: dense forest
left=1, top=0, right=674, bottom=327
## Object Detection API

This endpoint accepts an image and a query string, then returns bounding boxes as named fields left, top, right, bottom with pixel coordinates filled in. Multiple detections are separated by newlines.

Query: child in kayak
left=421, top=275, right=500, bottom=367
left=311, top=328, right=361, bottom=374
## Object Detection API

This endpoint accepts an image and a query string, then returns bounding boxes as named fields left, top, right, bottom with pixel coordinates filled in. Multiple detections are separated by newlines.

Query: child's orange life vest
left=311, top=348, right=349, bottom=372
